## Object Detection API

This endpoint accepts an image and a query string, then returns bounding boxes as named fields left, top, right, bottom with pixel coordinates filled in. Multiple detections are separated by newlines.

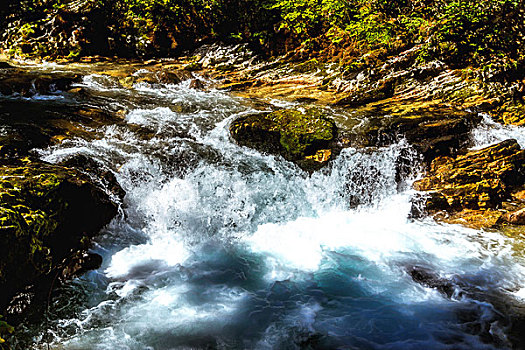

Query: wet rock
left=0, top=160, right=119, bottom=310
left=0, top=99, right=121, bottom=160
left=413, top=139, right=525, bottom=228
left=218, top=80, right=255, bottom=91
left=503, top=208, right=525, bottom=225
left=61, top=252, right=103, bottom=279
left=334, top=79, right=395, bottom=107
left=118, top=69, right=194, bottom=88
left=0, top=71, right=80, bottom=96
left=408, top=265, right=458, bottom=298
left=60, top=154, right=126, bottom=201
left=230, top=109, right=337, bottom=170
left=156, top=70, right=193, bottom=84
left=189, top=78, right=205, bottom=90
left=343, top=102, right=481, bottom=162
left=5, top=286, right=35, bottom=316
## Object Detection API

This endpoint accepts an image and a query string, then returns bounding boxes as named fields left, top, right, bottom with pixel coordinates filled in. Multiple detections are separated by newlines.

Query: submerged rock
left=413, top=139, right=525, bottom=228
left=0, top=160, right=119, bottom=310
left=408, top=265, right=458, bottom=298
left=230, top=109, right=337, bottom=170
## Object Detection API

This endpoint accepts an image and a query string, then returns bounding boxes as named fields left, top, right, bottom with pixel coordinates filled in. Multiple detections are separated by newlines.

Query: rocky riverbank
left=0, top=39, right=524, bottom=346
left=0, top=65, right=127, bottom=345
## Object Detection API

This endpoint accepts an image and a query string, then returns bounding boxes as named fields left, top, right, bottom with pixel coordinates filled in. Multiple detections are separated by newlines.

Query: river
left=7, top=63, right=525, bottom=349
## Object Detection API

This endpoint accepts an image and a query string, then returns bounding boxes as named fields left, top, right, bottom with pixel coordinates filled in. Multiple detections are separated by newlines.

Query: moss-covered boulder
left=0, top=160, right=119, bottom=310
left=230, top=109, right=337, bottom=170
left=412, top=139, right=525, bottom=229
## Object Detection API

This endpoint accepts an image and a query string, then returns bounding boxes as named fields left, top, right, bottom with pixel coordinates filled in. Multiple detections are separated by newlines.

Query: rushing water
left=6, top=68, right=525, bottom=349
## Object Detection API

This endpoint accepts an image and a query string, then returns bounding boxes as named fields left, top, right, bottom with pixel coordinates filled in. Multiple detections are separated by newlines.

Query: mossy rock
left=230, top=109, right=337, bottom=170
left=0, top=160, right=119, bottom=309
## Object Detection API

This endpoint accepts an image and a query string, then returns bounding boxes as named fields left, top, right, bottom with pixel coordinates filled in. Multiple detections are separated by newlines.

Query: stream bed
left=5, top=64, right=525, bottom=350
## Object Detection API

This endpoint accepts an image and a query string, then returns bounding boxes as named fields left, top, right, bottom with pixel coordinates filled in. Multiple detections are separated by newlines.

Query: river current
left=8, top=66, right=525, bottom=349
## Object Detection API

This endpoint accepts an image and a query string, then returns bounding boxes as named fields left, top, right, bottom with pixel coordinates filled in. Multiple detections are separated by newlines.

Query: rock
left=230, top=109, right=337, bottom=170
left=408, top=265, right=458, bottom=298
left=218, top=80, right=255, bottom=91
left=118, top=69, right=194, bottom=88
left=189, top=78, right=205, bottom=90
left=0, top=71, right=80, bottom=96
left=342, top=102, right=482, bottom=162
left=61, top=252, right=103, bottom=279
left=504, top=208, right=525, bottom=225
left=412, top=139, right=525, bottom=228
left=5, top=286, right=35, bottom=316
left=0, top=160, right=119, bottom=310
left=156, top=70, right=193, bottom=84
left=60, top=154, right=126, bottom=201
left=334, top=79, right=395, bottom=107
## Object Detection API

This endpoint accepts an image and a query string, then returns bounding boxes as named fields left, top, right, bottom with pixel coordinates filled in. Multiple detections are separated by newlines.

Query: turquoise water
left=11, top=70, right=525, bottom=349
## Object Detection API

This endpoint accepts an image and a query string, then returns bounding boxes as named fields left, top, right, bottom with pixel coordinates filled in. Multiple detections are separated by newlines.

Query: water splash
left=20, top=71, right=525, bottom=350
left=471, top=113, right=525, bottom=149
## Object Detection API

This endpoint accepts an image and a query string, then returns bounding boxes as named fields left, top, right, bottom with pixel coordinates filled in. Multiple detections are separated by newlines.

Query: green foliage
left=426, top=0, right=524, bottom=70
left=1, top=0, right=523, bottom=79
left=273, top=0, right=354, bottom=37
left=0, top=315, right=14, bottom=346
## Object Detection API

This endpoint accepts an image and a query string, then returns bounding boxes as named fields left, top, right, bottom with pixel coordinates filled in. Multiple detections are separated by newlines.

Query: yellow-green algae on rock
left=413, top=139, right=525, bottom=229
left=0, top=160, right=118, bottom=309
left=229, top=109, right=337, bottom=170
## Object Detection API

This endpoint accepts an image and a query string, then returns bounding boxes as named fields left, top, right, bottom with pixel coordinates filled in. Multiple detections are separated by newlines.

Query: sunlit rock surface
left=414, top=139, right=525, bottom=229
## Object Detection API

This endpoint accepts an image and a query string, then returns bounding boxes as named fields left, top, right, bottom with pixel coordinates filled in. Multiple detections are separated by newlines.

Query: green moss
left=230, top=109, right=336, bottom=162
left=0, top=163, right=82, bottom=292
left=267, top=110, right=334, bottom=157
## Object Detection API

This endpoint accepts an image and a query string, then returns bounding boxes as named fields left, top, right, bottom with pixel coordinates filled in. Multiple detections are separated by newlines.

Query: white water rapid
left=13, top=71, right=525, bottom=350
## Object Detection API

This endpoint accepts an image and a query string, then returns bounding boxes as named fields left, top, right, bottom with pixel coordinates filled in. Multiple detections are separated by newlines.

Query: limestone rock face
left=0, top=160, right=119, bottom=309
left=230, top=109, right=337, bottom=170
left=413, top=139, right=525, bottom=228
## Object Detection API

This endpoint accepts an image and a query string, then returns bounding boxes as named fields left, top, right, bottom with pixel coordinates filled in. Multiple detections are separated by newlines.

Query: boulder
left=0, top=160, right=119, bottom=309
left=230, top=109, right=337, bottom=170
left=412, top=139, right=525, bottom=228
left=341, top=102, right=482, bottom=162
